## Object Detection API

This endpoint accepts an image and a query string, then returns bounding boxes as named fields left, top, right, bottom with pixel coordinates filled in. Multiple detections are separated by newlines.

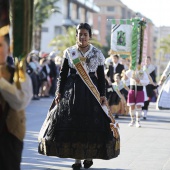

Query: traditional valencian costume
left=157, top=61, right=170, bottom=110
left=108, top=80, right=128, bottom=116
left=38, top=44, right=120, bottom=160
left=126, top=69, right=149, bottom=126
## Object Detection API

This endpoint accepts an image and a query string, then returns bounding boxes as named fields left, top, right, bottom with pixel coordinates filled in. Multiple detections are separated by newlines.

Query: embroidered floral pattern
left=65, top=45, right=105, bottom=72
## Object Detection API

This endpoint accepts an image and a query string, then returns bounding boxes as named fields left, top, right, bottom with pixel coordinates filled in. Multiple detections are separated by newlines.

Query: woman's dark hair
left=147, top=56, right=151, bottom=60
left=76, top=23, right=92, bottom=38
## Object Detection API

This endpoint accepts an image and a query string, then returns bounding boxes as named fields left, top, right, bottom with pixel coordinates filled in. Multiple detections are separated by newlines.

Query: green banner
left=11, top=0, right=34, bottom=59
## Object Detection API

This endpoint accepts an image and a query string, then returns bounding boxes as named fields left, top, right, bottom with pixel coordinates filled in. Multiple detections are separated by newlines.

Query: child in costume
left=110, top=73, right=128, bottom=117
left=121, top=70, right=130, bottom=115
left=126, top=66, right=149, bottom=127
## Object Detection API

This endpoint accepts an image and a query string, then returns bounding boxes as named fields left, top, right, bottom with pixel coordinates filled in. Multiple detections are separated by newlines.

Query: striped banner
left=110, top=23, right=133, bottom=55
left=141, top=26, right=148, bottom=66
left=109, top=18, right=147, bottom=70
left=110, top=19, right=132, bottom=25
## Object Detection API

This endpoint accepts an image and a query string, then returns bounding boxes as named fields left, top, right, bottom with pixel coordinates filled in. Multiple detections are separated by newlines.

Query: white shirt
left=0, top=73, right=33, bottom=111
left=113, top=63, right=118, bottom=72
left=126, top=69, right=149, bottom=86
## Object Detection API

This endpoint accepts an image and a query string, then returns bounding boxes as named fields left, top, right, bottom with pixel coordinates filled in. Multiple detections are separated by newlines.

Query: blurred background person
left=142, top=56, right=158, bottom=119
left=39, top=57, right=51, bottom=97
left=26, top=52, right=41, bottom=100
left=105, top=54, right=124, bottom=84
left=48, top=51, right=58, bottom=97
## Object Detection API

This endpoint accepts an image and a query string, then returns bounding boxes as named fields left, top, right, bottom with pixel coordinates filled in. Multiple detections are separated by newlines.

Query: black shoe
left=114, top=114, right=119, bottom=119
left=143, top=117, right=147, bottom=120
left=83, top=160, right=93, bottom=169
left=32, top=96, right=40, bottom=100
left=72, top=163, right=82, bottom=170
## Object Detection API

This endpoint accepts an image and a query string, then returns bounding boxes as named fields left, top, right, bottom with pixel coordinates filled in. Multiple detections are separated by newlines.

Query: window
left=107, top=6, right=114, bottom=12
left=55, top=26, right=62, bottom=36
left=121, top=7, right=126, bottom=18
left=128, top=11, right=131, bottom=19
left=106, top=16, right=114, bottom=36
left=42, top=27, right=48, bottom=32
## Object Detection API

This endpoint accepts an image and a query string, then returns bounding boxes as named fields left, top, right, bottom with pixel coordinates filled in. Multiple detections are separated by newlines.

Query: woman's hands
left=134, top=78, right=140, bottom=84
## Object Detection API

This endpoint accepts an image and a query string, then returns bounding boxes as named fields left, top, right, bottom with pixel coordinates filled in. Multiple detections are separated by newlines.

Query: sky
left=120, top=0, right=170, bottom=27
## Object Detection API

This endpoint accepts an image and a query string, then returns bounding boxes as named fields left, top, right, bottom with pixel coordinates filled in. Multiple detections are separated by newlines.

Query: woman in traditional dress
left=38, top=23, right=119, bottom=170
left=109, top=73, right=128, bottom=117
left=157, top=61, right=170, bottom=109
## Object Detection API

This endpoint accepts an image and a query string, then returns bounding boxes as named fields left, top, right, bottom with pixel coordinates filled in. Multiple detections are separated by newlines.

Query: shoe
left=143, top=117, right=146, bottom=120
left=128, top=121, right=135, bottom=127
left=32, top=96, right=40, bottom=100
left=114, top=114, right=119, bottom=119
left=72, top=163, right=82, bottom=170
left=136, top=121, right=141, bottom=128
left=83, top=160, right=93, bottom=169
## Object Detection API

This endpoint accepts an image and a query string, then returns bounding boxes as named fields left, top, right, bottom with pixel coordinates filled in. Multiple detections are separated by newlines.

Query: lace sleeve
left=63, top=49, right=69, bottom=59
left=98, top=51, right=105, bottom=66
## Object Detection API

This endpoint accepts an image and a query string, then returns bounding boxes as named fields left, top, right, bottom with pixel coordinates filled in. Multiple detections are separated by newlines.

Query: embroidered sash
left=68, top=47, right=119, bottom=139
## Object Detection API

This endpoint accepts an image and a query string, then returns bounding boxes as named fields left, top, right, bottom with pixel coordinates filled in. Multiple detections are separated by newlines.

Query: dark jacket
left=107, top=63, right=124, bottom=83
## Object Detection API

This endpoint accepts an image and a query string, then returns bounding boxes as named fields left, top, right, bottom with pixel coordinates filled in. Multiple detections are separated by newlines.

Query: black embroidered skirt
left=38, top=74, right=119, bottom=160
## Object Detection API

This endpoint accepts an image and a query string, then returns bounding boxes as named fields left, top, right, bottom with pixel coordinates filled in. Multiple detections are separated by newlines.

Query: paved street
left=21, top=98, right=170, bottom=170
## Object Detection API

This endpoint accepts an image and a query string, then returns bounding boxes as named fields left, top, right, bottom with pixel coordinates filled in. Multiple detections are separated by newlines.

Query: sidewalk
left=21, top=98, right=170, bottom=170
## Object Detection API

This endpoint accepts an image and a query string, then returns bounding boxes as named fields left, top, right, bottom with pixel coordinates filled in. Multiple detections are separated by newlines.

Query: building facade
left=155, top=26, right=170, bottom=78
left=93, top=0, right=136, bottom=46
left=40, top=0, right=99, bottom=53
left=93, top=0, right=155, bottom=60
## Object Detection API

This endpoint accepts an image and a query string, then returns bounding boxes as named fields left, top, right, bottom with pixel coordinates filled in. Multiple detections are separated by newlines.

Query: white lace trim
left=63, top=44, right=105, bottom=72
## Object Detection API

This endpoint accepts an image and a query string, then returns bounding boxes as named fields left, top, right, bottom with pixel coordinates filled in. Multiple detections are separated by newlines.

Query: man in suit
left=106, top=54, right=124, bottom=83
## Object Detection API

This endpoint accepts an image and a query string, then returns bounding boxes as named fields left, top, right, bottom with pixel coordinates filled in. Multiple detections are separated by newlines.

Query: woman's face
left=76, top=28, right=90, bottom=47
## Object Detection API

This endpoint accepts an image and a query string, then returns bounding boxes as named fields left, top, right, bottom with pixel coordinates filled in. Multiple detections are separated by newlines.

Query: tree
left=49, top=26, right=103, bottom=56
left=155, top=35, right=170, bottom=79
left=33, top=0, right=60, bottom=51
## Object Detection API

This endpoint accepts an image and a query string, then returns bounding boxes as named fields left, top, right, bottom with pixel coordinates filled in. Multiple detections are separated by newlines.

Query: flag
left=110, top=23, right=133, bottom=55
left=109, top=18, right=147, bottom=70
left=141, top=26, right=148, bottom=66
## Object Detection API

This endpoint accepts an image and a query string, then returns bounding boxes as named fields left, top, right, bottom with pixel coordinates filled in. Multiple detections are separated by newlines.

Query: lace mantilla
left=64, top=44, right=105, bottom=72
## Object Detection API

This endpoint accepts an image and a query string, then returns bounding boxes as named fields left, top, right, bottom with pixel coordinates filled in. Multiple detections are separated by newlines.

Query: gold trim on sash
left=75, top=62, right=100, bottom=102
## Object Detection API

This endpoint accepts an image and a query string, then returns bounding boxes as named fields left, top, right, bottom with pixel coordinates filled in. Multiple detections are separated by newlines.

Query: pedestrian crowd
left=26, top=50, right=62, bottom=100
